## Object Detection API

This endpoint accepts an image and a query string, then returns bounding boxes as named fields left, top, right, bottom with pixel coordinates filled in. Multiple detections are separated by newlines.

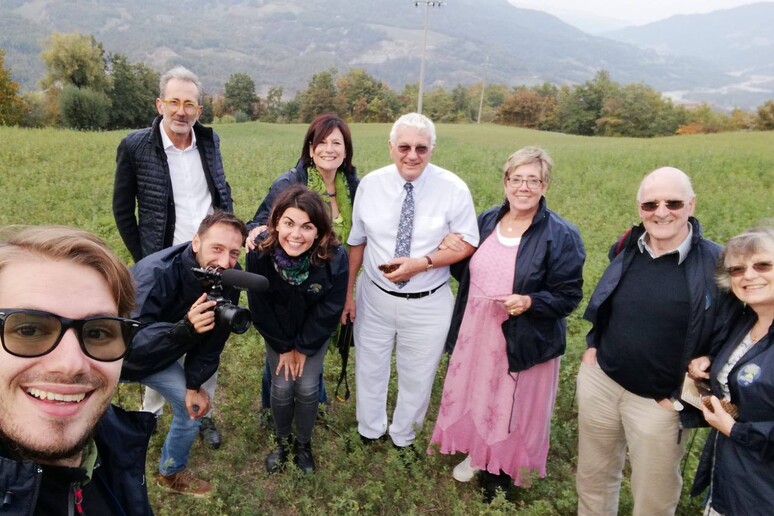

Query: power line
left=413, top=1, right=444, bottom=114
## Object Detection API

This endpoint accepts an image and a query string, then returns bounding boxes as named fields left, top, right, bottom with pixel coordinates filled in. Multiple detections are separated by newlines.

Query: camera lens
left=217, top=303, right=251, bottom=334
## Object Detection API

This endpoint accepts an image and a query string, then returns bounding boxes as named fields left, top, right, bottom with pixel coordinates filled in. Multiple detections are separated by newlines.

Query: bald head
left=637, top=167, right=695, bottom=202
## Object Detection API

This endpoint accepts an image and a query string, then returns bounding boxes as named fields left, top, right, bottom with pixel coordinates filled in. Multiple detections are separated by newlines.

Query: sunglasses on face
left=0, top=309, right=140, bottom=362
left=639, top=200, right=686, bottom=212
left=395, top=144, right=430, bottom=155
left=725, top=261, right=774, bottom=277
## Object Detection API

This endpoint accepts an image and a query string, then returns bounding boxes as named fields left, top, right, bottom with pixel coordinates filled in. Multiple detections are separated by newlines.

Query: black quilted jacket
left=112, top=116, right=233, bottom=262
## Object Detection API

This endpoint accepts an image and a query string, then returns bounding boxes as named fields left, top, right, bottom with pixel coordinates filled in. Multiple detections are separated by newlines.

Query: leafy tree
left=756, top=100, right=774, bottom=130
left=677, top=103, right=729, bottom=134
left=0, top=49, right=25, bottom=126
left=422, top=87, right=455, bottom=122
left=597, top=83, right=679, bottom=137
left=263, top=86, right=284, bottom=122
left=557, top=70, right=619, bottom=136
left=200, top=93, right=215, bottom=124
left=40, top=33, right=110, bottom=93
left=106, top=53, right=159, bottom=129
left=59, top=85, right=111, bottom=130
left=223, top=72, right=259, bottom=119
left=297, top=69, right=343, bottom=122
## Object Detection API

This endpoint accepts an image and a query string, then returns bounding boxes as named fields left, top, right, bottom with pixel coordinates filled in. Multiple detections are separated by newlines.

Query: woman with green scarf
left=246, top=113, right=359, bottom=411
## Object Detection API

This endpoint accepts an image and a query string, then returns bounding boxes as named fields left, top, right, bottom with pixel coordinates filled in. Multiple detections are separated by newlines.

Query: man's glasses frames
left=639, top=200, right=686, bottom=212
left=161, top=98, right=201, bottom=115
left=0, top=309, right=140, bottom=362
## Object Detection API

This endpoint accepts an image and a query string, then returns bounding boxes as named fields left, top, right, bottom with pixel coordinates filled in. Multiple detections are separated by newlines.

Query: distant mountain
left=602, top=2, right=774, bottom=109
left=0, top=0, right=759, bottom=108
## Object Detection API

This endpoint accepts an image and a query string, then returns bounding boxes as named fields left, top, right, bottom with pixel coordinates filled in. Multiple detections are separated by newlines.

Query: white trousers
left=142, top=355, right=218, bottom=418
left=354, top=277, right=453, bottom=447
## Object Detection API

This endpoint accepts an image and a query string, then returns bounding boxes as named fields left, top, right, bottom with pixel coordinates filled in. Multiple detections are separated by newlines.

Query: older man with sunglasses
left=112, top=65, right=233, bottom=451
left=576, top=167, right=734, bottom=515
left=0, top=226, right=154, bottom=515
left=342, top=113, right=479, bottom=455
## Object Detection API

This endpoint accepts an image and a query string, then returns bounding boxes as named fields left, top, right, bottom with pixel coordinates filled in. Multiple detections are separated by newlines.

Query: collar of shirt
left=637, top=223, right=693, bottom=264
left=160, top=123, right=197, bottom=152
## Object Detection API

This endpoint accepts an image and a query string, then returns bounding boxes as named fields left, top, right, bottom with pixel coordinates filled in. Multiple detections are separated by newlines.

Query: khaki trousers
left=576, top=361, right=685, bottom=516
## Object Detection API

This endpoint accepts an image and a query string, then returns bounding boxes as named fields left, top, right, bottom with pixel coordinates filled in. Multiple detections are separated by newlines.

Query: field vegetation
left=1, top=122, right=773, bottom=515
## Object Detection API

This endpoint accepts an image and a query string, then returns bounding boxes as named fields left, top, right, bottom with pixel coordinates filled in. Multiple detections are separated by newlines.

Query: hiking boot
left=265, top=437, right=291, bottom=473
left=452, top=455, right=480, bottom=482
left=155, top=469, right=212, bottom=498
left=295, top=440, right=316, bottom=473
left=199, top=417, right=221, bottom=449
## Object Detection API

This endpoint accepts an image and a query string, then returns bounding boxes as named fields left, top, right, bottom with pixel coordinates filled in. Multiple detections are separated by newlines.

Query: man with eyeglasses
left=112, top=65, right=233, bottom=450
left=576, top=167, right=734, bottom=515
left=0, top=226, right=154, bottom=515
left=342, top=112, right=479, bottom=455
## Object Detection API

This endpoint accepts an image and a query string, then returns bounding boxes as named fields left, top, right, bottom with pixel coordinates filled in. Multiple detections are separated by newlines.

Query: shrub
left=59, top=85, right=110, bottom=130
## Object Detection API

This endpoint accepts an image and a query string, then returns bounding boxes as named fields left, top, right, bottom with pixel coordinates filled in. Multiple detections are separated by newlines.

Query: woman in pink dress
left=428, top=147, right=585, bottom=502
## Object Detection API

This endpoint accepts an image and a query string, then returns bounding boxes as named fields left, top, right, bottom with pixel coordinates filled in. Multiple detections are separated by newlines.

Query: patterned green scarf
left=307, top=165, right=352, bottom=246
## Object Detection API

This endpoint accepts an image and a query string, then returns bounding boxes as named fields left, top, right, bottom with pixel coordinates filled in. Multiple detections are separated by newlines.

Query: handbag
left=334, top=315, right=354, bottom=402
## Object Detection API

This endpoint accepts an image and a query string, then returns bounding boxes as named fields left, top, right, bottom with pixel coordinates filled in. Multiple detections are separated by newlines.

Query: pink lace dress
left=429, top=227, right=560, bottom=485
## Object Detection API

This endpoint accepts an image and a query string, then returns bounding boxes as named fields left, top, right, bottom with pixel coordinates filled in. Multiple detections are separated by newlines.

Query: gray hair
left=389, top=113, right=437, bottom=146
left=503, top=146, right=554, bottom=185
left=159, top=66, right=202, bottom=101
left=716, top=224, right=774, bottom=291
left=636, top=166, right=695, bottom=202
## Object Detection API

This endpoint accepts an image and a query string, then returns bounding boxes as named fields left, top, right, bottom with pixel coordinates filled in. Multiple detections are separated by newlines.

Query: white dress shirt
left=160, top=127, right=213, bottom=244
left=348, top=162, right=479, bottom=292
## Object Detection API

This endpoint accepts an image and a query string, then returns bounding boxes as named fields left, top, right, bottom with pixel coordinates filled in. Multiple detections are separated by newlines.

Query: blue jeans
left=139, top=361, right=201, bottom=476
left=265, top=342, right=329, bottom=444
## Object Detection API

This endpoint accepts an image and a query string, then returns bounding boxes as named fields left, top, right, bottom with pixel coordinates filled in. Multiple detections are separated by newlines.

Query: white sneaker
left=452, top=455, right=480, bottom=482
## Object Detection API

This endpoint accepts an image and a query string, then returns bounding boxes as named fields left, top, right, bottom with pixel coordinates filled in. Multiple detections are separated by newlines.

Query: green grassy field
left=1, top=122, right=773, bottom=515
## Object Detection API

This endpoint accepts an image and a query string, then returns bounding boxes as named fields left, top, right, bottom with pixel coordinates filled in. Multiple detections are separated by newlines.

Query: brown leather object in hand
left=701, top=396, right=740, bottom=420
left=378, top=263, right=399, bottom=273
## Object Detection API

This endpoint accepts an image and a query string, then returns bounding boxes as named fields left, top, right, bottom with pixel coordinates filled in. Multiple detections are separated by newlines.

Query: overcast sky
left=509, top=0, right=772, bottom=27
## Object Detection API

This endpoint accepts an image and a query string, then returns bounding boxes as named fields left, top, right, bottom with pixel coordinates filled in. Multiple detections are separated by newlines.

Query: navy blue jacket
left=121, top=243, right=238, bottom=390
left=246, top=243, right=348, bottom=356
left=113, top=116, right=233, bottom=262
left=446, top=197, right=585, bottom=372
left=0, top=405, right=155, bottom=516
left=584, top=218, right=734, bottom=427
left=247, top=158, right=359, bottom=229
left=692, top=311, right=774, bottom=515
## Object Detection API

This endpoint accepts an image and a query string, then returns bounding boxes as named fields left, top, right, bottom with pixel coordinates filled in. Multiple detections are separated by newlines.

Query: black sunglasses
left=639, top=200, right=686, bottom=212
left=395, top=144, right=430, bottom=155
left=725, top=261, right=773, bottom=278
left=0, top=308, right=140, bottom=362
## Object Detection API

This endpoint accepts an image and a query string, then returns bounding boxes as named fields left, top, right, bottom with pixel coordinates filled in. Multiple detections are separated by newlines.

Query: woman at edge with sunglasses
left=688, top=226, right=774, bottom=516
left=245, top=113, right=359, bottom=414
left=428, top=146, right=585, bottom=502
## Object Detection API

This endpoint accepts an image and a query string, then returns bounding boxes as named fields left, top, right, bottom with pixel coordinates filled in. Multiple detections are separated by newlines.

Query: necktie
left=393, top=182, right=414, bottom=288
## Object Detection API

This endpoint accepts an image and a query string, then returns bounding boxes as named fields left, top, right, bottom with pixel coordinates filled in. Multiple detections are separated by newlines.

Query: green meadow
left=1, top=122, right=773, bottom=515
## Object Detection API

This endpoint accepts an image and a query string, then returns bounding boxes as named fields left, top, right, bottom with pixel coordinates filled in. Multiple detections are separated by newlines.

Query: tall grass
left=1, top=123, right=772, bottom=515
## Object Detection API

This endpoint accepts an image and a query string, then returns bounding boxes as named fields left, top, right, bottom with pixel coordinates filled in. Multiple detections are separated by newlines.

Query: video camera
left=191, top=266, right=269, bottom=334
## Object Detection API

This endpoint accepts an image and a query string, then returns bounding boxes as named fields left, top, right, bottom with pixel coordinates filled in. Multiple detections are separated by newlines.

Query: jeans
left=139, top=361, right=201, bottom=476
left=265, top=341, right=329, bottom=444
left=261, top=359, right=328, bottom=409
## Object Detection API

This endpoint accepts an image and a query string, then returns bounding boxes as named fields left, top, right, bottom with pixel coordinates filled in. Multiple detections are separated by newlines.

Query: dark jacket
left=446, top=197, right=585, bottom=372
left=584, top=218, right=733, bottom=427
left=120, top=243, right=238, bottom=390
left=246, top=243, right=348, bottom=356
left=691, top=312, right=774, bottom=515
left=113, top=116, right=233, bottom=262
left=247, top=158, right=359, bottom=229
left=0, top=405, right=155, bottom=516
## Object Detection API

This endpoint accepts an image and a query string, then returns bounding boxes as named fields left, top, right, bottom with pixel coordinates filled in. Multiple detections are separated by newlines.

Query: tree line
left=3, top=32, right=774, bottom=136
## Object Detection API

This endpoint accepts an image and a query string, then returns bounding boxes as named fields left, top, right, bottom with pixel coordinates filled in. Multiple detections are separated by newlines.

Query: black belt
left=372, top=280, right=445, bottom=299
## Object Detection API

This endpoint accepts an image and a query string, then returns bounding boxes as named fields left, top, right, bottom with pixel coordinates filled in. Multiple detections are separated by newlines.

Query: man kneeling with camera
left=121, top=210, right=250, bottom=497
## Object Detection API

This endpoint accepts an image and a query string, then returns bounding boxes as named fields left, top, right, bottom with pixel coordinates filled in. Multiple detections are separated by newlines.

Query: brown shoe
left=154, top=469, right=212, bottom=498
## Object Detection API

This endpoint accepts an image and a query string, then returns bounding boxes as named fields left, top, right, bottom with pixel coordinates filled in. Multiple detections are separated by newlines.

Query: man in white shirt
left=343, top=113, right=479, bottom=453
left=112, top=66, right=232, bottom=449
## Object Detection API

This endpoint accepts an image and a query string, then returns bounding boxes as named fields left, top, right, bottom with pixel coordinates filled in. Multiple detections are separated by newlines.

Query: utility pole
left=477, top=58, right=490, bottom=124
left=414, top=1, right=443, bottom=114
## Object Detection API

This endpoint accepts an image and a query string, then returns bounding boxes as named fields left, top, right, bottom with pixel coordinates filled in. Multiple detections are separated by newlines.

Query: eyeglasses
left=725, top=261, right=773, bottom=277
left=161, top=98, right=200, bottom=115
left=395, top=144, right=431, bottom=155
left=506, top=176, right=543, bottom=189
left=639, top=200, right=686, bottom=212
left=0, top=309, right=140, bottom=362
